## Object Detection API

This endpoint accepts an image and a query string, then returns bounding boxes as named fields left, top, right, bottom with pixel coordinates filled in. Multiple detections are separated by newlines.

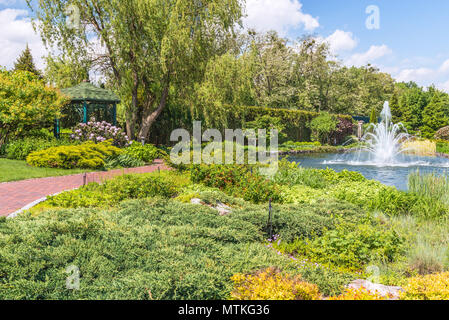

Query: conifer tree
left=420, top=91, right=449, bottom=138
left=370, top=107, right=378, bottom=124
left=13, top=45, right=42, bottom=77
left=389, top=92, right=401, bottom=123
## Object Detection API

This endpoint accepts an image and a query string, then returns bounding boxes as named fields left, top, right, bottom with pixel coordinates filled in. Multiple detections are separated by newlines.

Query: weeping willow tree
left=28, top=0, right=244, bottom=140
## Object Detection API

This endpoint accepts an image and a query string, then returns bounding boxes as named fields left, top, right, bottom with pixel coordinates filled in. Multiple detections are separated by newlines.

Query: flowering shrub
left=400, top=272, right=449, bottom=300
left=71, top=118, right=130, bottom=147
left=329, top=287, right=391, bottom=300
left=331, top=117, right=354, bottom=145
left=230, top=268, right=321, bottom=300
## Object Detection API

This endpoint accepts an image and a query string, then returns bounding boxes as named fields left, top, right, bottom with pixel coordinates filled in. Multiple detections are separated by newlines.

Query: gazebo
left=55, top=80, right=120, bottom=138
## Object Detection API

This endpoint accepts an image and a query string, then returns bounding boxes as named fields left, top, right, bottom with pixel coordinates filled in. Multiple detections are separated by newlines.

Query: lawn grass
left=0, top=158, right=91, bottom=183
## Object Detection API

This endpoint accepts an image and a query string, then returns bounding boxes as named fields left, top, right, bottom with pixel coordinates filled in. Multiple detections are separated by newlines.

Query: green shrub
left=276, top=222, right=405, bottom=271
left=309, top=112, right=338, bottom=145
left=330, top=180, right=417, bottom=216
left=26, top=141, right=122, bottom=169
left=124, top=141, right=160, bottom=163
left=233, top=198, right=365, bottom=243
left=273, top=160, right=329, bottom=189
left=105, top=153, right=145, bottom=169
left=190, top=164, right=282, bottom=204
left=5, top=137, right=73, bottom=160
left=273, top=160, right=365, bottom=189
left=437, top=141, right=449, bottom=154
left=46, top=174, right=181, bottom=208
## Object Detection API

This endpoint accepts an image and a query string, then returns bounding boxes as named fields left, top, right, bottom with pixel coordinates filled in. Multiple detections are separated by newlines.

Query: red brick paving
left=0, top=159, right=170, bottom=217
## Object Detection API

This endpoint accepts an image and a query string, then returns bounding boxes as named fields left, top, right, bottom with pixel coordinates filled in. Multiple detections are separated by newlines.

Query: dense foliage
left=5, top=137, right=73, bottom=160
left=401, top=272, right=449, bottom=300
left=0, top=69, right=67, bottom=147
left=46, top=173, right=181, bottom=208
left=230, top=268, right=321, bottom=300
left=26, top=141, right=122, bottom=169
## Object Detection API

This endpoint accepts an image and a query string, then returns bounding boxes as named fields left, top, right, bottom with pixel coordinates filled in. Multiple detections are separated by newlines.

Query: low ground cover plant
left=274, top=221, right=404, bottom=272
left=401, top=272, right=449, bottom=300
left=0, top=198, right=305, bottom=299
left=46, top=172, right=186, bottom=208
left=6, top=155, right=449, bottom=300
left=230, top=268, right=321, bottom=300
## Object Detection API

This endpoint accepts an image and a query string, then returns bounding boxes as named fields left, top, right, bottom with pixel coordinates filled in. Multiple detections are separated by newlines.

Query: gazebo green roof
left=60, top=81, right=120, bottom=103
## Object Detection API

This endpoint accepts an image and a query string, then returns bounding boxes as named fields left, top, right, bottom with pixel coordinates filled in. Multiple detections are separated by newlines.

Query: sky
left=1, top=0, right=449, bottom=92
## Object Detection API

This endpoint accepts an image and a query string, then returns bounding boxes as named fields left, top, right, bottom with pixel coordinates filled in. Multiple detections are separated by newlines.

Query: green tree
left=420, top=91, right=449, bottom=138
left=0, top=69, right=68, bottom=147
left=389, top=92, right=401, bottom=124
left=44, top=54, right=90, bottom=88
left=30, top=0, right=243, bottom=140
left=370, top=108, right=377, bottom=124
left=309, top=112, right=337, bottom=145
left=13, top=45, right=42, bottom=77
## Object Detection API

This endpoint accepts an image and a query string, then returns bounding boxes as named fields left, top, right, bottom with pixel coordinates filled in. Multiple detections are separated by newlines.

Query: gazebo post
left=83, top=100, right=87, bottom=123
left=113, top=103, right=117, bottom=126
left=53, top=118, right=60, bottom=139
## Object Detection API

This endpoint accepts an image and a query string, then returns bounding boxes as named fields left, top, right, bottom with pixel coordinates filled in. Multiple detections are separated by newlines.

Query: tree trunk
left=126, top=69, right=140, bottom=140
left=138, top=84, right=169, bottom=141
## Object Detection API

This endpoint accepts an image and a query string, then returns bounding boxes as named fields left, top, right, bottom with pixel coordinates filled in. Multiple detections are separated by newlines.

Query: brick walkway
left=0, top=159, right=170, bottom=217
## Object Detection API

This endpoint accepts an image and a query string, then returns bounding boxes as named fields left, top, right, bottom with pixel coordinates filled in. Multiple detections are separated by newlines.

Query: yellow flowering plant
left=401, top=272, right=449, bottom=300
left=230, top=267, right=321, bottom=300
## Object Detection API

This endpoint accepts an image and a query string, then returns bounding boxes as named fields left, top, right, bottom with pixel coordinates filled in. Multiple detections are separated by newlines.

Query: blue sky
left=243, top=0, right=449, bottom=91
left=1, top=0, right=449, bottom=91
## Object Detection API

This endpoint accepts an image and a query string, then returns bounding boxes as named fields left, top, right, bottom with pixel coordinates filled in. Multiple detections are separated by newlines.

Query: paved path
left=0, top=159, right=170, bottom=217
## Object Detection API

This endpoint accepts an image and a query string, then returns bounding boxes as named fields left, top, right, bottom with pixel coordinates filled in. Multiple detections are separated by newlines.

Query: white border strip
left=6, top=188, right=79, bottom=219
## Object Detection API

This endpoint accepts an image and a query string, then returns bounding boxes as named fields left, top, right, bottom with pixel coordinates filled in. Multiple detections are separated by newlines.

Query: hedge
left=149, top=104, right=353, bottom=145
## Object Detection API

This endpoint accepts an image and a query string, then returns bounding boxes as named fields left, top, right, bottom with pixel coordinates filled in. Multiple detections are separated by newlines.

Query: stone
left=347, top=279, right=403, bottom=299
left=215, top=201, right=232, bottom=216
left=190, top=198, right=202, bottom=205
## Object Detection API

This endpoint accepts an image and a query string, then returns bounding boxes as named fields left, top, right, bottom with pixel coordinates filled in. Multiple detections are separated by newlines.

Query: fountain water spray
left=360, top=101, right=410, bottom=165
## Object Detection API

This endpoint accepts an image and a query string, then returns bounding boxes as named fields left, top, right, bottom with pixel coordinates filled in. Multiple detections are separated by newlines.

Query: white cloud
left=318, top=29, right=358, bottom=54
left=437, top=80, right=449, bottom=93
left=396, top=68, right=434, bottom=83
left=0, top=9, right=47, bottom=70
left=345, top=45, right=392, bottom=67
left=244, top=0, right=319, bottom=36
left=439, top=59, right=449, bottom=73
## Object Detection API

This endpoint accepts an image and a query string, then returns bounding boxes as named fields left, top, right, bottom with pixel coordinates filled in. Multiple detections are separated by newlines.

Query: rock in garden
left=348, top=279, right=403, bottom=299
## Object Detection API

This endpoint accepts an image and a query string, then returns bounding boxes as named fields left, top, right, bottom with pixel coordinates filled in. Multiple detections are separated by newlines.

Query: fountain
left=288, top=100, right=449, bottom=190
left=358, top=101, right=410, bottom=165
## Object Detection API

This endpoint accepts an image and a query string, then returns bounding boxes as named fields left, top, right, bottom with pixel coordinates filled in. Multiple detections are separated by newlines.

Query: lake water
left=288, top=152, right=449, bottom=191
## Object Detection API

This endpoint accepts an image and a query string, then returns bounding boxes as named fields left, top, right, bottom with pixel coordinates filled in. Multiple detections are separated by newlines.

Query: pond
left=288, top=151, right=449, bottom=191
